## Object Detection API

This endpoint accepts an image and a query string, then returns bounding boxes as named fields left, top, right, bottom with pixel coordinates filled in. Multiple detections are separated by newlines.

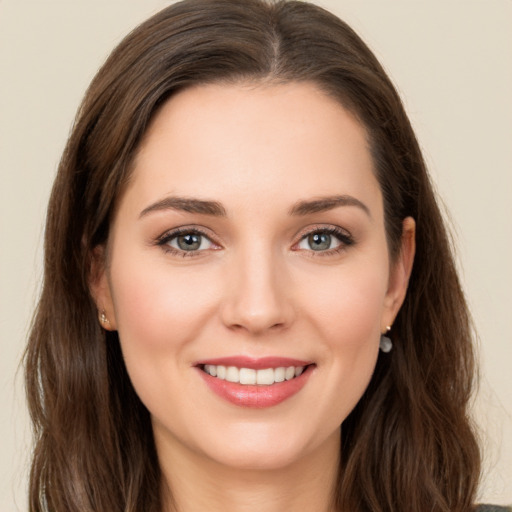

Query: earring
left=379, top=325, right=392, bottom=353
left=99, top=309, right=110, bottom=327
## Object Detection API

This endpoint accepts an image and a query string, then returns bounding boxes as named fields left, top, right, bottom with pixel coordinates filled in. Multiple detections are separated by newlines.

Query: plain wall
left=1, top=1, right=510, bottom=510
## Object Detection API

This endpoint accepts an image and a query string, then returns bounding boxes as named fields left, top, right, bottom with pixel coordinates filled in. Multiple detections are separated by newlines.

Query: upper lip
left=194, top=356, right=313, bottom=370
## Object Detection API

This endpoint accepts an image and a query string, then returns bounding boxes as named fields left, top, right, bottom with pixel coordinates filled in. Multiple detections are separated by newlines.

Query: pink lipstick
left=195, top=356, right=314, bottom=408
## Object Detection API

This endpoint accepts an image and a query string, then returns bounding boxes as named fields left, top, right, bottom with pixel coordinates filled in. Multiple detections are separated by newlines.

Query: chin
left=206, top=443, right=307, bottom=472
left=196, top=422, right=339, bottom=472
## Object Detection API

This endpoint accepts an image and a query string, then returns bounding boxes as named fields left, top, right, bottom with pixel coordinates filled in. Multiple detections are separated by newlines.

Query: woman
left=24, top=0, right=507, bottom=511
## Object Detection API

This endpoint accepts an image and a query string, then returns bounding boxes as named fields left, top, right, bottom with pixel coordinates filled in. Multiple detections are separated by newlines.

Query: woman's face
left=93, top=82, right=414, bottom=471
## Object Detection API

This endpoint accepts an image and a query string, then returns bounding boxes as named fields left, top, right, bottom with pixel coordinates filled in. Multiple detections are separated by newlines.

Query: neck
left=157, top=430, right=340, bottom=512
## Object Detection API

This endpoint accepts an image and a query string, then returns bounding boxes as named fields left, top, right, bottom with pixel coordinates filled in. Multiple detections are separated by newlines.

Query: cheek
left=296, top=258, right=388, bottom=411
left=107, top=256, right=220, bottom=417
left=109, top=254, right=218, bottom=356
left=299, top=260, right=389, bottom=348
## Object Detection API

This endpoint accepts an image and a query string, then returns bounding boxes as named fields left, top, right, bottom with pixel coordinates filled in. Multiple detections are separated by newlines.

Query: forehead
left=125, top=81, right=381, bottom=217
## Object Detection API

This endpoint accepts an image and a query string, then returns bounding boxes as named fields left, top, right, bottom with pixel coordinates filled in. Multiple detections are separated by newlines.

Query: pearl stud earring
left=379, top=325, right=393, bottom=353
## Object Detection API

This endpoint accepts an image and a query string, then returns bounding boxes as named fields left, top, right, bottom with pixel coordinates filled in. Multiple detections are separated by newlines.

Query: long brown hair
left=25, top=1, right=480, bottom=510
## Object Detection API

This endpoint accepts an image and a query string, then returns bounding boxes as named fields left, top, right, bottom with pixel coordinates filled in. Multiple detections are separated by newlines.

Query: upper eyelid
left=295, top=224, right=352, bottom=241
left=158, top=223, right=350, bottom=239
left=157, top=226, right=216, bottom=243
left=156, top=224, right=353, bottom=251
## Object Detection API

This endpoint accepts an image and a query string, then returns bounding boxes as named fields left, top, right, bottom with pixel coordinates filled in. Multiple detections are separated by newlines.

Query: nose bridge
left=221, top=240, right=293, bottom=334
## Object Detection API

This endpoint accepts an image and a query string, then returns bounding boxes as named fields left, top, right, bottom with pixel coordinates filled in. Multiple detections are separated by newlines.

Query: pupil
left=178, top=234, right=201, bottom=251
left=309, top=233, right=331, bottom=251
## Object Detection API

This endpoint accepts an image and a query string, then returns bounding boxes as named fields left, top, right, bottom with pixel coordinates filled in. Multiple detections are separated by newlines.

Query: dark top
left=477, top=506, right=512, bottom=512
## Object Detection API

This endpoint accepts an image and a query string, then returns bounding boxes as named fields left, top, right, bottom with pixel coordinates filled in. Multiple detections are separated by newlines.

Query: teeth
left=216, top=365, right=226, bottom=379
left=203, top=365, right=306, bottom=385
left=239, top=368, right=256, bottom=385
left=274, top=367, right=285, bottom=383
left=225, top=366, right=239, bottom=383
left=257, top=368, right=274, bottom=385
left=285, top=366, right=295, bottom=380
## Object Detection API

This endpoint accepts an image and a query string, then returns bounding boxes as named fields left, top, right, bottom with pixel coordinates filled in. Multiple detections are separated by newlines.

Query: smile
left=202, top=364, right=305, bottom=385
left=195, top=356, right=314, bottom=408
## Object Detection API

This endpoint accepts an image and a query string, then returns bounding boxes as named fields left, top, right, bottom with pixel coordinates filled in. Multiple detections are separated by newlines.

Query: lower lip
left=197, top=366, right=313, bottom=408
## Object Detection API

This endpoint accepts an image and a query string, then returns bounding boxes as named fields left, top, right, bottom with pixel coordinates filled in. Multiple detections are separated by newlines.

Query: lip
left=195, top=356, right=315, bottom=408
left=195, top=355, right=313, bottom=370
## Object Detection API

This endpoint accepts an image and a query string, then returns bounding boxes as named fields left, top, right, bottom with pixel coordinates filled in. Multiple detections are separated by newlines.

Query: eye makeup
left=154, top=224, right=355, bottom=258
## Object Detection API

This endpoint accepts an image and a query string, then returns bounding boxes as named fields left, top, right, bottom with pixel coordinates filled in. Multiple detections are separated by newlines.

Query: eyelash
left=296, top=226, right=354, bottom=258
left=155, top=225, right=354, bottom=258
left=156, top=227, right=216, bottom=258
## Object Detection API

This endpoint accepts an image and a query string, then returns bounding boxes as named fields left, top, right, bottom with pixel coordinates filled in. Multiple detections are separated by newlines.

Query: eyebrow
left=139, top=194, right=370, bottom=219
left=288, top=195, right=371, bottom=217
left=139, top=196, right=227, bottom=218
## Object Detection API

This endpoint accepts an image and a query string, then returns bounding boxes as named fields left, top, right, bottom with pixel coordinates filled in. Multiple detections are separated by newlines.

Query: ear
left=382, top=217, right=416, bottom=330
left=89, top=245, right=117, bottom=331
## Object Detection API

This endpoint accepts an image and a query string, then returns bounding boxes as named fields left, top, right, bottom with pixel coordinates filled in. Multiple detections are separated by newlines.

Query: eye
left=298, top=232, right=340, bottom=251
left=157, top=228, right=217, bottom=256
left=296, top=227, right=353, bottom=254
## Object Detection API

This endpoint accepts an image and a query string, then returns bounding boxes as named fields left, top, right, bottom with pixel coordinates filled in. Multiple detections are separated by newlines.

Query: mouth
left=195, top=356, right=315, bottom=408
left=200, top=364, right=307, bottom=385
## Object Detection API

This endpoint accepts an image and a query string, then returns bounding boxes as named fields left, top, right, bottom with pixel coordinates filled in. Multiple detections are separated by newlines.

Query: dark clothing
left=476, top=506, right=512, bottom=512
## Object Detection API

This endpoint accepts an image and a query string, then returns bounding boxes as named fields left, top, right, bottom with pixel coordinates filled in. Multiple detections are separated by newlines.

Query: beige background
left=1, top=1, right=510, bottom=510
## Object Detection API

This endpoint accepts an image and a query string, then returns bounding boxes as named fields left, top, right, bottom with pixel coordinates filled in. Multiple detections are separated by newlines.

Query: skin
left=91, top=81, right=415, bottom=512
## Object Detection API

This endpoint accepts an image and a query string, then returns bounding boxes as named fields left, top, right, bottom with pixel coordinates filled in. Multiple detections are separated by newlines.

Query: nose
left=220, top=247, right=295, bottom=335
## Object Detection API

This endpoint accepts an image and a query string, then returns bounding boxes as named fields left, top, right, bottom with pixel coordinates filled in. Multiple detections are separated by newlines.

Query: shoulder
left=475, top=506, right=512, bottom=512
